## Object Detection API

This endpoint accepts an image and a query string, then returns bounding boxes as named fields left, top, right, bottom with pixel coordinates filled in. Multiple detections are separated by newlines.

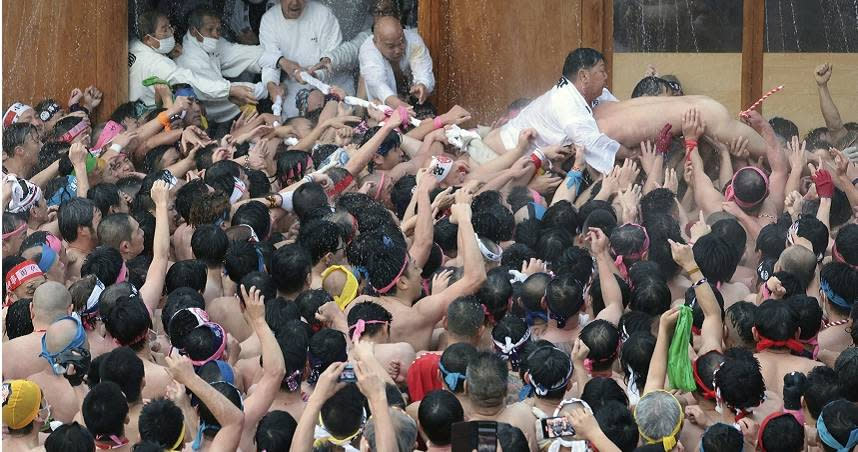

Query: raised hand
left=667, top=238, right=696, bottom=271
left=662, top=167, right=679, bottom=193
left=814, top=63, right=833, bottom=86
left=640, top=140, right=660, bottom=177
left=681, top=108, right=705, bottom=141
left=616, top=159, right=641, bottom=191
left=787, top=136, right=807, bottom=172
left=240, top=284, right=266, bottom=321
left=587, top=227, right=610, bottom=255
left=410, top=83, right=428, bottom=104
left=431, top=269, right=453, bottom=295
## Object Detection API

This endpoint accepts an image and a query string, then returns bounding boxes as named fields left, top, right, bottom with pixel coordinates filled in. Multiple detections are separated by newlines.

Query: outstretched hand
left=681, top=108, right=705, bottom=141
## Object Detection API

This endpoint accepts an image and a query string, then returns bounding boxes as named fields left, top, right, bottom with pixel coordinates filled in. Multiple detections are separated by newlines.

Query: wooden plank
left=741, top=0, right=765, bottom=111
left=602, top=0, right=613, bottom=90
left=95, top=0, right=129, bottom=124
left=417, top=0, right=449, bottom=113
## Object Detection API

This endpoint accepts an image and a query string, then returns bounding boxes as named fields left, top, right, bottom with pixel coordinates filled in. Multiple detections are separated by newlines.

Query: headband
left=521, top=347, right=574, bottom=397
left=174, top=86, right=196, bottom=99
left=612, top=223, right=650, bottom=281
left=170, top=424, right=186, bottom=451
left=634, top=390, right=683, bottom=451
left=59, top=120, right=89, bottom=143
left=476, top=233, right=502, bottom=262
left=429, top=155, right=454, bottom=181
left=757, top=411, right=804, bottom=452
left=755, top=332, right=805, bottom=354
left=372, top=252, right=409, bottom=294
left=6, top=176, right=43, bottom=214
left=820, top=279, right=853, bottom=309
left=93, top=120, right=125, bottom=151
left=725, top=166, right=769, bottom=209
left=38, top=314, right=87, bottom=374
left=229, top=177, right=247, bottom=204
left=36, top=235, right=61, bottom=272
left=115, top=261, right=128, bottom=284
left=692, top=356, right=719, bottom=400
left=321, top=265, right=359, bottom=310
left=832, top=243, right=858, bottom=270
left=438, top=361, right=465, bottom=391
left=81, top=277, right=105, bottom=328
left=316, top=409, right=366, bottom=448
left=817, top=407, right=858, bottom=452
left=189, top=322, right=227, bottom=366
left=38, top=101, right=62, bottom=122
left=527, top=201, right=547, bottom=221
left=284, top=155, right=313, bottom=182
left=373, top=172, right=387, bottom=200
left=2, top=222, right=27, bottom=239
left=349, top=319, right=388, bottom=342
left=493, top=328, right=532, bottom=371
left=5, top=261, right=44, bottom=294
left=3, top=102, right=32, bottom=127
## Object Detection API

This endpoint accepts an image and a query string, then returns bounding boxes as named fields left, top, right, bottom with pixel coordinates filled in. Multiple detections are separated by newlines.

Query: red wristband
left=433, top=116, right=444, bottom=130
left=684, top=139, right=698, bottom=149
left=529, top=153, right=542, bottom=171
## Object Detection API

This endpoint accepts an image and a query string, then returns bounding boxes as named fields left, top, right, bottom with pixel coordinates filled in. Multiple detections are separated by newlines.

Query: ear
left=323, top=251, right=334, bottom=267
left=29, top=301, right=35, bottom=319
left=752, top=326, right=760, bottom=343
left=476, top=324, right=486, bottom=339
left=539, top=296, right=547, bottom=311
left=119, top=240, right=131, bottom=253
left=462, top=380, right=469, bottom=396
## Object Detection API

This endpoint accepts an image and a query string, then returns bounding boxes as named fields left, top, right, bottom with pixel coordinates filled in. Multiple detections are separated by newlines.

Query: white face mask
left=149, top=35, right=175, bottom=54
left=194, top=29, right=218, bottom=53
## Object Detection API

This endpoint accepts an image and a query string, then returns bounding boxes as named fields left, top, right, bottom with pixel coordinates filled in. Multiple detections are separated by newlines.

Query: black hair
left=694, top=350, right=725, bottom=398
left=96, top=213, right=136, bottom=253
left=363, top=230, right=409, bottom=296
left=513, top=218, right=541, bottom=249
left=244, top=168, right=271, bottom=199
left=161, top=287, right=205, bottom=341
left=298, top=220, right=345, bottom=266
left=58, top=197, right=97, bottom=243
left=440, top=343, right=478, bottom=393
left=232, top=201, right=271, bottom=242
left=726, top=301, right=757, bottom=345
left=446, top=296, right=485, bottom=338
left=240, top=272, right=277, bottom=306
left=473, top=202, right=515, bottom=243
left=787, top=295, right=823, bottom=341
left=224, top=240, right=263, bottom=283
left=834, top=224, right=858, bottom=267
left=817, top=399, right=858, bottom=452
left=582, top=208, right=618, bottom=237
left=591, top=273, right=632, bottom=316
left=820, top=262, right=858, bottom=316
left=45, top=421, right=95, bottom=452
left=581, top=377, right=628, bottom=412
left=804, top=366, right=842, bottom=419
left=540, top=201, right=580, bottom=238
left=644, top=214, right=684, bottom=279
left=165, top=259, right=207, bottom=294
left=347, top=301, right=392, bottom=338
left=713, top=348, right=766, bottom=411
left=553, top=246, right=595, bottom=284
left=562, top=48, right=605, bottom=79
left=755, top=299, right=800, bottom=343
left=627, top=261, right=664, bottom=287
left=270, top=244, right=312, bottom=294
left=3, top=122, right=36, bottom=157
left=477, top=267, right=513, bottom=323
left=545, top=274, right=584, bottom=326
left=731, top=167, right=768, bottom=208
left=87, top=183, right=123, bottom=216
left=293, top=289, right=331, bottom=332
left=630, top=279, right=671, bottom=316
left=535, top=227, right=574, bottom=264
left=255, top=410, right=298, bottom=452
left=276, top=320, right=310, bottom=390
left=389, top=175, right=416, bottom=220
left=196, top=381, right=243, bottom=433
left=700, top=423, right=743, bottom=452
left=109, top=102, right=137, bottom=124
left=465, top=352, right=509, bottom=408
left=804, top=127, right=832, bottom=151
left=491, top=314, right=530, bottom=370
left=320, top=384, right=366, bottom=439
left=693, top=233, right=741, bottom=284
left=795, top=215, right=829, bottom=260
left=593, top=400, right=639, bottom=452
left=525, top=346, right=572, bottom=400
left=620, top=331, right=655, bottom=392
left=293, top=182, right=329, bottom=222
left=418, top=390, right=464, bottom=446
left=619, top=310, right=654, bottom=339
left=685, top=282, right=725, bottom=331
left=265, top=298, right=301, bottom=337
left=99, top=347, right=145, bottom=403
left=104, top=295, right=152, bottom=351
left=640, top=189, right=676, bottom=224
left=711, top=218, right=746, bottom=263
left=769, top=117, right=799, bottom=141
left=308, top=329, right=347, bottom=384
left=81, top=246, right=125, bottom=288
left=143, top=145, right=176, bottom=173
left=5, top=298, right=34, bottom=339
left=82, top=381, right=129, bottom=437
left=518, top=272, right=551, bottom=314
left=834, top=347, right=858, bottom=402
left=631, top=76, right=674, bottom=98
left=760, top=413, right=804, bottom=452
left=184, top=322, right=226, bottom=366
left=496, top=423, right=528, bottom=452
left=174, top=179, right=209, bottom=224
left=579, top=319, right=620, bottom=371
left=191, top=224, right=229, bottom=267
left=501, top=243, right=536, bottom=270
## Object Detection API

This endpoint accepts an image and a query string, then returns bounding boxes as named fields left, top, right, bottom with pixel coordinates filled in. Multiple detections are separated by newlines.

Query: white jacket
left=259, top=1, right=353, bottom=117
left=128, top=39, right=230, bottom=108
left=359, top=28, right=434, bottom=103
left=175, top=33, right=275, bottom=122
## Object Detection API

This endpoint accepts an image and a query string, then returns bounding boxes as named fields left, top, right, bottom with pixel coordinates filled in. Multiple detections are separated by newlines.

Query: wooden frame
left=741, top=0, right=765, bottom=110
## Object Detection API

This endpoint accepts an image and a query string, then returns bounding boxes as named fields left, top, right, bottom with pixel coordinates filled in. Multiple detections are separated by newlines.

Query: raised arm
left=166, top=355, right=244, bottom=452
left=354, top=359, right=397, bottom=452
left=552, top=145, right=587, bottom=205
left=744, top=111, right=789, bottom=217
left=814, top=63, right=848, bottom=144
left=589, top=228, right=623, bottom=325
left=289, top=362, right=347, bottom=452
left=343, top=111, right=401, bottom=176
left=810, top=165, right=833, bottom=231
left=669, top=239, right=722, bottom=354
left=643, top=307, right=680, bottom=395
left=408, top=169, right=437, bottom=270
left=685, top=109, right=724, bottom=216
left=140, top=180, right=170, bottom=316
left=68, top=143, right=90, bottom=198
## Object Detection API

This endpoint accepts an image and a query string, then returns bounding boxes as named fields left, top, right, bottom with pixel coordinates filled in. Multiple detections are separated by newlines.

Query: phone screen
left=451, top=421, right=497, bottom=452
left=338, top=364, right=356, bottom=382
left=541, top=416, right=575, bottom=439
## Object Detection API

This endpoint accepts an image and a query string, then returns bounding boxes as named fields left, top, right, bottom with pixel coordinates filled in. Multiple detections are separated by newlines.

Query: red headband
left=5, top=261, right=43, bottom=299
left=755, top=333, right=805, bottom=354
left=832, top=243, right=858, bottom=270
left=59, top=120, right=89, bottom=143
left=756, top=411, right=804, bottom=452
left=725, top=166, right=769, bottom=209
left=692, top=358, right=718, bottom=400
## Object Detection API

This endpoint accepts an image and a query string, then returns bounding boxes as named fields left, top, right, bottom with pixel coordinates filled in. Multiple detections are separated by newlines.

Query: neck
left=534, top=396, right=562, bottom=414
left=572, top=81, right=595, bottom=104
left=589, top=368, right=613, bottom=378
left=692, top=394, right=717, bottom=411
left=469, top=401, right=504, bottom=418
left=381, top=293, right=413, bottom=307
left=69, top=238, right=95, bottom=254
left=426, top=444, right=451, bottom=452
left=549, top=317, right=579, bottom=332
left=826, top=304, right=847, bottom=322
left=3, top=158, right=29, bottom=178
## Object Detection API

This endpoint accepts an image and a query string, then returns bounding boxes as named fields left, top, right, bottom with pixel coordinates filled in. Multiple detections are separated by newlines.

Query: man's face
left=194, top=16, right=221, bottom=40
left=24, top=130, right=43, bottom=167
left=376, top=28, right=406, bottom=62
left=379, top=146, right=405, bottom=170
left=18, top=109, right=44, bottom=132
left=186, top=101, right=203, bottom=128
left=30, top=197, right=49, bottom=225
left=281, top=0, right=307, bottom=19
left=121, top=116, right=139, bottom=132
left=153, top=17, right=174, bottom=40
left=583, top=60, right=608, bottom=99
left=127, top=217, right=145, bottom=257
left=14, top=274, right=46, bottom=300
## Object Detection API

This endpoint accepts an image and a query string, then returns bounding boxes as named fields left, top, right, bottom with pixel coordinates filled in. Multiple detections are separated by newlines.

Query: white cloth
left=175, top=33, right=271, bottom=122
left=322, top=30, right=371, bottom=73
left=259, top=1, right=353, bottom=117
left=359, top=28, right=434, bottom=103
left=498, top=81, right=621, bottom=175
left=128, top=39, right=230, bottom=108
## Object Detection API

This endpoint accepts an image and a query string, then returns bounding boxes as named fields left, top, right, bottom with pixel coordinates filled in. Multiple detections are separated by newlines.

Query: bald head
left=323, top=269, right=347, bottom=297
left=776, top=245, right=817, bottom=287
left=33, top=281, right=72, bottom=322
left=373, top=16, right=406, bottom=62
left=45, top=318, right=83, bottom=354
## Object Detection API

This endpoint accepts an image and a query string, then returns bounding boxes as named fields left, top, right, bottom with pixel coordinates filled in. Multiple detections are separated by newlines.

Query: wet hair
left=620, top=331, right=655, bottom=392
left=513, top=218, right=541, bottom=249
left=525, top=346, right=572, bottom=400
left=473, top=202, right=515, bottom=243
left=98, top=347, right=145, bottom=403
left=135, top=10, right=167, bottom=41
left=820, top=262, right=858, bottom=316
left=183, top=322, right=226, bottom=366
left=143, top=145, right=176, bottom=173
left=553, top=246, right=595, bottom=284
left=630, top=279, right=671, bottom=316
left=803, top=366, right=842, bottom=419
left=795, top=215, right=829, bottom=260
left=563, top=47, right=605, bottom=79
left=755, top=299, right=800, bottom=343
left=643, top=214, right=683, bottom=279
left=591, top=273, right=632, bottom=316
left=232, top=201, right=271, bottom=242
left=834, top=347, right=858, bottom=402
left=610, top=223, right=649, bottom=263
left=5, top=297, right=33, bottom=339
left=293, top=182, right=329, bottom=221
left=87, top=183, right=123, bottom=216
left=640, top=189, right=676, bottom=224
left=244, top=168, right=271, bottom=199
left=139, top=398, right=185, bottom=448
left=769, top=117, right=799, bottom=141
left=545, top=274, right=584, bottom=326
left=491, top=315, right=530, bottom=370
left=582, top=208, right=618, bottom=237
left=726, top=301, right=757, bottom=346
left=174, top=179, right=208, bottom=224
left=581, top=377, right=628, bottom=412
left=104, top=296, right=152, bottom=351
left=579, top=319, right=620, bottom=371
left=298, top=220, right=345, bottom=266
left=109, top=102, right=137, bottom=124
left=58, top=197, right=97, bottom=242
left=161, top=288, right=205, bottom=343
left=804, top=127, right=832, bottom=150
left=308, top=329, right=347, bottom=383
left=541, top=201, right=579, bottom=238
left=265, top=299, right=301, bottom=337
left=619, top=310, right=654, bottom=340
left=693, top=233, right=741, bottom=284
left=446, top=296, right=485, bottom=338
left=320, top=384, right=366, bottom=439
left=631, top=76, right=673, bottom=98
left=82, top=382, right=129, bottom=438
left=255, top=410, right=298, bottom=452
left=594, top=400, right=639, bottom=452
left=817, top=399, right=858, bottom=452
left=45, top=421, right=94, bottom=452
left=501, top=243, right=537, bottom=270
left=191, top=224, right=229, bottom=267
left=465, top=352, right=508, bottom=408
left=363, top=230, right=409, bottom=295
left=684, top=282, right=725, bottom=331
left=700, top=423, right=743, bottom=452
left=3, top=123, right=36, bottom=157
left=81, top=246, right=125, bottom=286
left=440, top=343, right=478, bottom=393
left=346, top=301, right=392, bottom=338
left=275, top=320, right=309, bottom=391
left=419, top=390, right=464, bottom=446
left=224, top=240, right=262, bottom=283
left=270, top=244, right=312, bottom=294
left=786, top=295, right=823, bottom=341
left=496, top=423, right=528, bottom=452
left=713, top=348, right=766, bottom=411
left=694, top=350, right=725, bottom=398
left=834, top=224, right=858, bottom=267
left=196, top=381, right=243, bottom=433
left=389, top=175, right=416, bottom=219
left=165, top=259, right=207, bottom=294
left=710, top=218, right=746, bottom=264
left=535, top=227, right=574, bottom=264
left=477, top=267, right=513, bottom=323
left=518, top=272, right=551, bottom=314
left=760, top=413, right=805, bottom=452
left=97, top=214, right=136, bottom=253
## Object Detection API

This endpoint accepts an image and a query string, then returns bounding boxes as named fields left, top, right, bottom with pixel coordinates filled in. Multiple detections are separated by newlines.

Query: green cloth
left=667, top=305, right=696, bottom=391
left=71, top=153, right=98, bottom=177
left=142, top=76, right=170, bottom=87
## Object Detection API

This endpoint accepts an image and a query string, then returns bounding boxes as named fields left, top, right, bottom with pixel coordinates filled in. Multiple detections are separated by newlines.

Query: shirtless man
left=346, top=301, right=416, bottom=382
left=345, top=186, right=485, bottom=352
left=817, top=262, right=856, bottom=358
left=752, top=299, right=819, bottom=398
left=27, top=315, right=91, bottom=424
left=57, top=197, right=102, bottom=283
left=3, top=281, right=72, bottom=380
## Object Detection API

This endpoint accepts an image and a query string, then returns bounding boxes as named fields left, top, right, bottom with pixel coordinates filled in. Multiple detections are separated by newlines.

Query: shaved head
left=33, top=281, right=72, bottom=323
left=776, top=245, right=817, bottom=287
left=45, top=318, right=82, bottom=354
left=373, top=16, right=406, bottom=62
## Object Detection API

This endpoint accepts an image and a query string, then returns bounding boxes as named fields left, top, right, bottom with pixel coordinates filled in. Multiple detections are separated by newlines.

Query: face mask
left=149, top=35, right=175, bottom=54
left=197, top=32, right=218, bottom=53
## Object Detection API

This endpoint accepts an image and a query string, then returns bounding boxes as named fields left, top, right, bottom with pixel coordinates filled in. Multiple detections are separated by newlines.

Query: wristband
left=529, top=153, right=542, bottom=171
left=691, top=277, right=708, bottom=289
left=433, top=116, right=444, bottom=130
left=686, top=266, right=700, bottom=275
left=157, top=111, right=172, bottom=131
left=684, top=139, right=698, bottom=149
left=109, top=143, right=123, bottom=153
left=277, top=190, right=294, bottom=211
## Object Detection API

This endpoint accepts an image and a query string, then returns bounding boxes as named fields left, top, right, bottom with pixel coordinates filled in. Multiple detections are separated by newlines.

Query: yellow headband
left=170, top=423, right=185, bottom=451
left=321, top=265, right=359, bottom=310
left=634, top=390, right=683, bottom=451
left=315, top=412, right=363, bottom=447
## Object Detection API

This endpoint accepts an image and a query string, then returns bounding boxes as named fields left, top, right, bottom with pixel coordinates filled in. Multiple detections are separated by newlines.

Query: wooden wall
left=419, top=0, right=610, bottom=125
left=2, top=0, right=128, bottom=124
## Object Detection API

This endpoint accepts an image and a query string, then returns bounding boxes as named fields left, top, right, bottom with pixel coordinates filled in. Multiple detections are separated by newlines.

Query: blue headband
left=37, top=243, right=58, bottom=272
left=438, top=361, right=465, bottom=391
left=528, top=202, right=546, bottom=220
left=820, top=280, right=852, bottom=309
left=817, top=411, right=858, bottom=452
left=524, top=309, right=548, bottom=326
left=254, top=246, right=265, bottom=272
left=39, top=315, right=87, bottom=375
left=175, top=86, right=197, bottom=99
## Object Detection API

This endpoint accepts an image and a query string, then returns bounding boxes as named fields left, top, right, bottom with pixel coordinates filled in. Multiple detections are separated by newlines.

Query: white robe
left=128, top=39, right=230, bottom=109
left=358, top=28, right=435, bottom=104
left=259, top=1, right=353, bottom=118
left=499, top=81, right=620, bottom=174
left=175, top=33, right=275, bottom=122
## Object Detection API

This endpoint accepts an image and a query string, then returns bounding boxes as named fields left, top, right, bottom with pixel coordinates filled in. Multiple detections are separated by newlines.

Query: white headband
left=429, top=155, right=454, bottom=181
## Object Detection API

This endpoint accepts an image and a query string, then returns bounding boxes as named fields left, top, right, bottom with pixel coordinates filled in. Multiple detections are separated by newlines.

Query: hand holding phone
left=541, top=416, right=575, bottom=439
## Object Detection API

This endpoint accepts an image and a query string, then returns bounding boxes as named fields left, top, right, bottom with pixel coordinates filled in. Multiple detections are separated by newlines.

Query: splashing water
left=684, top=0, right=699, bottom=52
left=789, top=0, right=801, bottom=51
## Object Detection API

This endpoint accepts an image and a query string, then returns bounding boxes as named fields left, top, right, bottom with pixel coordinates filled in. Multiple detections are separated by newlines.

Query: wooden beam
left=741, top=0, right=765, bottom=110
left=417, top=0, right=449, bottom=113
left=602, top=0, right=613, bottom=90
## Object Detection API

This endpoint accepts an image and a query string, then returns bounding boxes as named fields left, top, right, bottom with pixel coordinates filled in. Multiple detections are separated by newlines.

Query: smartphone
left=451, top=421, right=497, bottom=452
left=540, top=416, right=575, bottom=439
left=338, top=364, right=356, bottom=382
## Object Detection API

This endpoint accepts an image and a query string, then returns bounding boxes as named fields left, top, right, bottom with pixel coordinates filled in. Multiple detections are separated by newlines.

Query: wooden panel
left=420, top=0, right=585, bottom=124
left=741, top=0, right=765, bottom=110
left=762, top=53, right=858, bottom=137
left=613, top=53, right=743, bottom=114
left=2, top=0, right=128, bottom=124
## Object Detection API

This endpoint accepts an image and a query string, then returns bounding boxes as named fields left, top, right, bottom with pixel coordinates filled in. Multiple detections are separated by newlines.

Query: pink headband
left=374, top=172, right=387, bottom=200
left=189, top=322, right=227, bottom=366
left=2, top=222, right=27, bottom=239
left=94, top=120, right=125, bottom=151
left=612, top=223, right=650, bottom=281
left=44, top=234, right=61, bottom=253
left=115, top=261, right=128, bottom=284
left=832, top=243, right=858, bottom=270
left=725, top=166, right=769, bottom=209
left=373, top=253, right=408, bottom=294
left=349, top=319, right=388, bottom=342
left=59, top=120, right=89, bottom=143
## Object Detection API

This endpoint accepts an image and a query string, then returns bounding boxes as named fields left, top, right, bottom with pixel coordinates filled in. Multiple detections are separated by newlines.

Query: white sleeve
left=258, top=15, right=282, bottom=86
left=322, top=30, right=369, bottom=71
left=359, top=44, right=395, bottom=102
left=163, top=62, right=231, bottom=101
left=408, top=31, right=434, bottom=93
left=557, top=96, right=620, bottom=175
left=318, top=8, right=343, bottom=55
left=218, top=40, right=265, bottom=77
